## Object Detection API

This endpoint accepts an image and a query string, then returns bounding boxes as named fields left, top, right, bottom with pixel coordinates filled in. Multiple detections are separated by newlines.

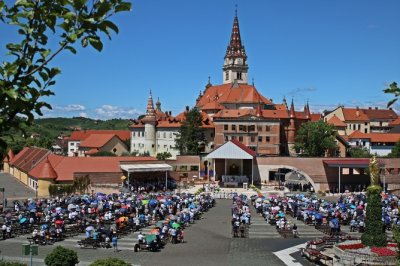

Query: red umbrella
left=55, top=220, right=64, bottom=225
left=357, top=205, right=364, bottom=210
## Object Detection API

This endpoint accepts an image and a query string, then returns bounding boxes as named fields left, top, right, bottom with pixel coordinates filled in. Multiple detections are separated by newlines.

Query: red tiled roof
left=197, top=83, right=272, bottom=109
left=29, top=157, right=57, bottom=179
left=327, top=115, right=346, bottom=127
left=69, top=130, right=130, bottom=141
left=274, top=104, right=287, bottom=111
left=231, top=139, right=257, bottom=157
left=9, top=147, right=51, bottom=172
left=348, top=131, right=400, bottom=143
left=310, top=113, right=322, bottom=122
left=363, top=108, right=398, bottom=120
left=29, top=154, right=157, bottom=182
left=389, top=118, right=400, bottom=126
left=201, top=101, right=224, bottom=110
left=79, top=134, right=118, bottom=148
left=342, top=108, right=370, bottom=121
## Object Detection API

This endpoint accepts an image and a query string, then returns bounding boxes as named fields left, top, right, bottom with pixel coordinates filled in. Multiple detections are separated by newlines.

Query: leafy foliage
left=294, top=120, right=337, bottom=157
left=361, top=185, right=386, bottom=247
left=44, top=246, right=79, bottom=266
left=388, top=140, right=400, bottom=158
left=384, top=82, right=400, bottom=108
left=89, top=258, right=131, bottom=266
left=348, top=146, right=372, bottom=158
left=175, top=107, right=205, bottom=155
left=156, top=151, right=172, bottom=160
left=0, top=0, right=131, bottom=159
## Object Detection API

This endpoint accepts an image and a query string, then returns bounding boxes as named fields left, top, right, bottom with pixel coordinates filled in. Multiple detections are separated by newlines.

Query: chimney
left=389, top=107, right=393, bottom=110
left=368, top=107, right=372, bottom=110
left=375, top=107, right=378, bottom=110
left=356, top=106, right=360, bottom=117
left=185, top=106, right=190, bottom=112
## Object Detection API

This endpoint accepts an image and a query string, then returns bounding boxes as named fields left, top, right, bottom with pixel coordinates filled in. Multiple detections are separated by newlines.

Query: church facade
left=130, top=13, right=314, bottom=158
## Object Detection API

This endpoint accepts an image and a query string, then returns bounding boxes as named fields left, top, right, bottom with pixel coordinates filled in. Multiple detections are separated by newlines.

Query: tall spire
left=290, top=99, right=296, bottom=118
left=223, top=9, right=249, bottom=84
left=155, top=97, right=161, bottom=112
left=144, top=90, right=156, bottom=121
left=225, top=11, right=247, bottom=60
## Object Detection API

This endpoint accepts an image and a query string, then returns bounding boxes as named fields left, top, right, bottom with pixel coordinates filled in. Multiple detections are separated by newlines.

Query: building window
left=365, top=122, right=368, bottom=126
left=364, top=128, right=368, bottom=133
left=248, top=125, right=255, bottom=132
left=266, top=136, right=270, bottom=142
left=70, top=143, right=75, bottom=146
left=225, top=136, right=228, bottom=141
left=258, top=126, right=262, bottom=131
left=170, top=145, right=173, bottom=149
left=265, top=125, right=270, bottom=132
left=225, top=71, right=229, bottom=80
left=251, top=136, right=255, bottom=142
left=224, top=125, right=228, bottom=130
left=239, top=125, right=244, bottom=131
left=358, top=124, right=361, bottom=130
left=362, top=141, right=366, bottom=146
left=169, top=132, right=172, bottom=138
left=258, top=136, right=262, bottom=142
left=163, top=132, right=166, bottom=138
left=237, top=72, right=242, bottom=80
left=152, top=144, right=154, bottom=148
left=164, top=145, right=167, bottom=148
left=231, top=125, right=236, bottom=131
left=211, top=133, right=214, bottom=138
left=239, top=136, right=243, bottom=142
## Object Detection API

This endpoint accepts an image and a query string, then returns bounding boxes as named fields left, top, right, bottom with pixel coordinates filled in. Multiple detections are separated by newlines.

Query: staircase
left=248, top=205, right=281, bottom=239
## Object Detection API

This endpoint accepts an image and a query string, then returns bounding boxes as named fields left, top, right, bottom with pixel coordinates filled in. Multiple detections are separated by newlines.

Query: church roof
left=327, top=115, right=346, bottom=127
left=225, top=13, right=246, bottom=59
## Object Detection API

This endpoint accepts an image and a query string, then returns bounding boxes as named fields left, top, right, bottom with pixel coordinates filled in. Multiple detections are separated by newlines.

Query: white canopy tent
left=120, top=163, right=173, bottom=189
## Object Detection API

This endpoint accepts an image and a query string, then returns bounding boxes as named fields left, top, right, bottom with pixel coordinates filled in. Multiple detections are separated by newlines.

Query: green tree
left=0, top=0, right=131, bottom=159
left=156, top=151, right=172, bottom=160
left=294, top=120, right=337, bottom=157
left=388, top=140, right=400, bottom=158
left=348, top=146, right=372, bottom=158
left=384, top=82, right=400, bottom=107
left=89, top=258, right=131, bottom=266
left=44, top=246, right=79, bottom=266
left=175, top=107, right=205, bottom=155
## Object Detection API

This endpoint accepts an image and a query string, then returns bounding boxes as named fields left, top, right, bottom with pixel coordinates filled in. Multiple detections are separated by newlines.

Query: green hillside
left=3, top=117, right=132, bottom=154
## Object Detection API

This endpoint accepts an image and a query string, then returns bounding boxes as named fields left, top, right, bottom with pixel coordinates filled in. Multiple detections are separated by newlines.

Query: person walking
left=112, top=234, right=118, bottom=252
left=292, top=223, right=298, bottom=238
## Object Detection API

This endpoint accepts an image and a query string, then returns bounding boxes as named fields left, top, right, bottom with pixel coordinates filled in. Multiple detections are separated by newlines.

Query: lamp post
left=35, top=183, right=38, bottom=199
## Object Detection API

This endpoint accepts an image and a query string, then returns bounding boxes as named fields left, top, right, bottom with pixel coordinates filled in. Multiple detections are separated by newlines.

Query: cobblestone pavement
left=0, top=197, right=313, bottom=266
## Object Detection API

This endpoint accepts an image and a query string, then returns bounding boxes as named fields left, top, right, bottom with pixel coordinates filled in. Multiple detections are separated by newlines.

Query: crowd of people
left=251, top=191, right=400, bottom=237
left=231, top=194, right=251, bottom=238
left=0, top=190, right=215, bottom=251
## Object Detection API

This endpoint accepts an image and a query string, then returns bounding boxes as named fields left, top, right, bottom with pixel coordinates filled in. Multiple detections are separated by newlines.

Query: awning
left=120, top=163, right=172, bottom=173
left=206, top=140, right=255, bottom=160
left=323, top=159, right=371, bottom=168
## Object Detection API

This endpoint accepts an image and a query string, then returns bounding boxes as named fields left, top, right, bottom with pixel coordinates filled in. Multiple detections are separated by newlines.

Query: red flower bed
left=338, top=243, right=365, bottom=250
left=371, top=247, right=397, bottom=256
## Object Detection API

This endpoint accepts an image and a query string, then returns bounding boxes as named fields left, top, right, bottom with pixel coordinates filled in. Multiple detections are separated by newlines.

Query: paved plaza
left=0, top=173, right=330, bottom=265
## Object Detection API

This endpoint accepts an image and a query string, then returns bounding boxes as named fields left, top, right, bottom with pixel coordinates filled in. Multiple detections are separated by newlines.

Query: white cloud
left=95, top=105, right=140, bottom=119
left=79, top=112, right=88, bottom=118
left=54, top=104, right=86, bottom=112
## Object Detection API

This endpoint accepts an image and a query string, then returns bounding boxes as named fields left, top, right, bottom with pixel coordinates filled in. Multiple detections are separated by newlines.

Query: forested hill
left=4, top=117, right=133, bottom=154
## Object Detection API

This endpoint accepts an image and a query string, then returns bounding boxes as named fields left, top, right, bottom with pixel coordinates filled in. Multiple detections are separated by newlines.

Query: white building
left=348, top=131, right=400, bottom=156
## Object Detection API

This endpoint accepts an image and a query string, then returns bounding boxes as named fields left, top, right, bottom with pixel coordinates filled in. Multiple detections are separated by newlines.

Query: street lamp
left=35, top=183, right=38, bottom=199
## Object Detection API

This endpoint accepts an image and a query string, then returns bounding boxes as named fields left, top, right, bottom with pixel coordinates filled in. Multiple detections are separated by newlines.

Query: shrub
left=44, top=246, right=79, bottom=266
left=89, top=258, right=131, bottom=266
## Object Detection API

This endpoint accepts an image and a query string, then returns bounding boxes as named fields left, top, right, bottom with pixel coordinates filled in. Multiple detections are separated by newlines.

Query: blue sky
left=2, top=0, right=400, bottom=119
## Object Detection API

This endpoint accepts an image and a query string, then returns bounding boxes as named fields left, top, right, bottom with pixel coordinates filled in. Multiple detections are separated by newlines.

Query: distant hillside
left=4, top=117, right=133, bottom=154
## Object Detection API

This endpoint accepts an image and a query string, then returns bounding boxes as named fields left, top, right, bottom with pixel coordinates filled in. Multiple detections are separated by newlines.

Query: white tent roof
left=120, top=163, right=172, bottom=172
left=206, top=141, right=254, bottom=160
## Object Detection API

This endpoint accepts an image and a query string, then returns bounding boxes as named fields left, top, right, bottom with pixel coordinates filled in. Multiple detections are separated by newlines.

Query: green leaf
left=387, top=98, right=398, bottom=108
left=81, top=37, right=88, bottom=47
left=40, top=49, right=51, bottom=58
left=88, top=37, right=103, bottom=52
left=102, top=20, right=119, bottom=34
left=5, top=89, right=17, bottom=99
left=65, top=46, right=77, bottom=54
left=115, top=2, right=132, bottom=13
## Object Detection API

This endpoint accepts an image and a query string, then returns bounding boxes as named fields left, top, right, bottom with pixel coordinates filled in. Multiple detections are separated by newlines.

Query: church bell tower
left=223, top=10, right=248, bottom=84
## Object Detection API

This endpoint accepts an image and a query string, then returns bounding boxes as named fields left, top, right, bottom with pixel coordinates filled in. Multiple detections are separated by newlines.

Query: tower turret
left=288, top=99, right=296, bottom=155
left=143, top=91, right=157, bottom=156
left=223, top=9, right=248, bottom=84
